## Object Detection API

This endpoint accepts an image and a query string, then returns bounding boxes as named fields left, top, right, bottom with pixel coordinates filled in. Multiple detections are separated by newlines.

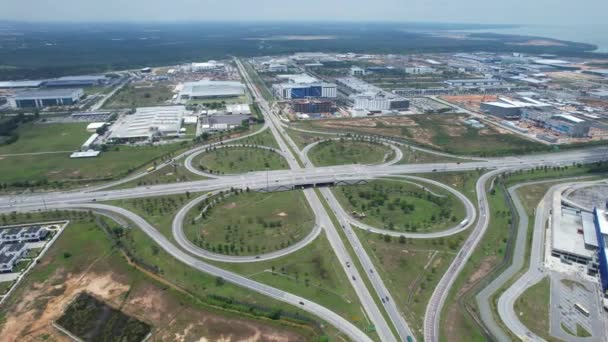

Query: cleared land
left=308, top=139, right=393, bottom=166
left=334, top=179, right=465, bottom=233
left=184, top=190, right=315, bottom=256
left=193, top=146, right=288, bottom=174
left=103, top=83, right=174, bottom=109
left=297, top=114, right=547, bottom=156
left=56, top=292, right=151, bottom=342
left=0, top=213, right=315, bottom=341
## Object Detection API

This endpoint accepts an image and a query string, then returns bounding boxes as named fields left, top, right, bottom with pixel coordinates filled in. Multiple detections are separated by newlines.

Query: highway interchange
left=1, top=58, right=607, bottom=341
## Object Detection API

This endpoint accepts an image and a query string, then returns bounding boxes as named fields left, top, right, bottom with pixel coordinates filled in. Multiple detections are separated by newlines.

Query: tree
left=215, top=276, right=225, bottom=286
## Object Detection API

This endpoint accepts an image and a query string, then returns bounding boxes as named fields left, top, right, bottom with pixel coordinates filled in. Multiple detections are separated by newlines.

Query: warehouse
left=179, top=80, right=245, bottom=100
left=353, top=92, right=409, bottom=111
left=480, top=101, right=522, bottom=119
left=551, top=204, right=598, bottom=269
left=200, top=114, right=252, bottom=131
left=0, top=80, right=45, bottom=89
left=8, top=88, right=83, bottom=108
left=594, top=209, right=608, bottom=293
left=44, top=75, right=107, bottom=87
left=445, top=78, right=504, bottom=88
left=225, top=104, right=252, bottom=115
left=107, top=106, right=186, bottom=142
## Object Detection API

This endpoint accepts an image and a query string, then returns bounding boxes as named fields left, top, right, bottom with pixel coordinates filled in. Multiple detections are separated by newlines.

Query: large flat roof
left=108, top=106, right=186, bottom=139
left=582, top=212, right=599, bottom=248
left=13, top=88, right=82, bottom=99
left=180, top=80, right=244, bottom=98
left=552, top=206, right=595, bottom=259
left=0, top=80, right=45, bottom=88
left=277, top=74, right=318, bottom=84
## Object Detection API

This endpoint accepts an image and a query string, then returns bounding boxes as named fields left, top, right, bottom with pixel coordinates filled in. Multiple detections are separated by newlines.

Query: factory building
left=480, top=102, right=522, bottom=119
left=107, top=106, right=186, bottom=142
left=273, top=74, right=336, bottom=99
left=404, top=66, right=436, bottom=74
left=352, top=93, right=409, bottom=112
left=594, top=209, right=608, bottom=294
left=191, top=61, right=225, bottom=72
left=350, top=66, right=366, bottom=76
left=291, top=100, right=335, bottom=114
left=44, top=75, right=107, bottom=88
left=551, top=202, right=599, bottom=274
left=179, top=80, right=245, bottom=100
left=445, top=78, right=504, bottom=88
left=589, top=89, right=608, bottom=100
left=8, top=88, right=84, bottom=109
left=523, top=110, right=590, bottom=138
left=0, top=80, right=45, bottom=89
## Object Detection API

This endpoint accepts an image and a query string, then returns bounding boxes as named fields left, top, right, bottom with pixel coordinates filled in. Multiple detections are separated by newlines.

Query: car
left=432, top=169, right=437, bottom=172
left=385, top=297, right=389, bottom=302
left=346, top=262, right=351, bottom=267
left=255, top=256, right=260, bottom=259
left=299, top=301, right=304, bottom=305
left=381, top=298, right=385, bottom=303
left=369, top=269, right=373, bottom=273
left=352, top=276, right=356, bottom=281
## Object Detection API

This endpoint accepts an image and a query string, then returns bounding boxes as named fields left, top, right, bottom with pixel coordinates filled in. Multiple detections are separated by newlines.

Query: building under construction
left=291, top=99, right=335, bottom=114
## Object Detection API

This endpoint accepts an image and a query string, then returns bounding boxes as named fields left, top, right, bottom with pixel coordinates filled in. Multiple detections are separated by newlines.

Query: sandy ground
left=0, top=259, right=308, bottom=342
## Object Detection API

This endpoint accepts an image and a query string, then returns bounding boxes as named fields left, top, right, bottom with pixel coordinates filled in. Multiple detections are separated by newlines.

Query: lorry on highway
left=460, top=219, right=469, bottom=227
left=146, top=166, right=156, bottom=172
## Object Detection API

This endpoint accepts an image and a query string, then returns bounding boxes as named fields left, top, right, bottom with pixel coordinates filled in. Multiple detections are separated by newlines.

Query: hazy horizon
left=1, top=0, right=606, bottom=26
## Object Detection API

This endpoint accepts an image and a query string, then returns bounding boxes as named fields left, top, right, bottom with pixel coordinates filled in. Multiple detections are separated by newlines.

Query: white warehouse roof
left=180, top=80, right=245, bottom=98
left=108, top=106, right=186, bottom=140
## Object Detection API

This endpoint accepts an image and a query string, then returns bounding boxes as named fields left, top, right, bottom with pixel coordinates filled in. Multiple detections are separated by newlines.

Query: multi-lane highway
left=1, top=58, right=608, bottom=342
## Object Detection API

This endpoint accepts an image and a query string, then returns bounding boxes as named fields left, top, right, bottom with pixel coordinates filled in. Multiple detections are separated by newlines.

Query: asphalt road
left=423, top=168, right=504, bottom=342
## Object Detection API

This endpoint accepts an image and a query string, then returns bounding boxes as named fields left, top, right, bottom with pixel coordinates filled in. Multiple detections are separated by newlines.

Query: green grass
left=440, top=181, right=512, bottom=342
left=354, top=227, right=466, bottom=340
left=514, top=277, right=552, bottom=340
left=0, top=143, right=184, bottom=185
left=308, top=139, right=392, bottom=166
left=0, top=281, right=13, bottom=294
left=239, top=128, right=279, bottom=149
left=0, top=213, right=323, bottom=341
left=333, top=179, right=465, bottom=233
left=576, top=324, right=592, bottom=338
left=243, top=61, right=275, bottom=102
left=114, top=163, right=208, bottom=189
left=83, top=85, right=114, bottom=96
left=285, top=128, right=335, bottom=150
left=193, top=146, right=288, bottom=174
left=213, top=232, right=369, bottom=332
left=103, top=83, right=173, bottom=109
left=183, top=190, right=315, bottom=256
left=0, top=123, right=89, bottom=155
left=396, top=145, right=469, bottom=165
left=298, top=114, right=549, bottom=157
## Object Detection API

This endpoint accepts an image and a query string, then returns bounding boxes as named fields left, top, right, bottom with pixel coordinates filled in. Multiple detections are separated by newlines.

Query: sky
left=1, top=0, right=606, bottom=26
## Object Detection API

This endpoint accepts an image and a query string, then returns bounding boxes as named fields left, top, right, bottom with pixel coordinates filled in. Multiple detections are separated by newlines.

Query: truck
left=460, top=219, right=469, bottom=227
left=146, top=166, right=156, bottom=172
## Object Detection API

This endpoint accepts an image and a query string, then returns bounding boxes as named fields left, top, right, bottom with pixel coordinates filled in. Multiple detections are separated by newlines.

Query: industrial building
left=404, top=66, right=436, bottom=74
left=551, top=203, right=599, bottom=274
left=291, top=100, right=335, bottom=114
left=350, top=66, right=366, bottom=76
left=352, top=93, right=409, bottom=112
left=225, top=104, right=252, bottom=115
left=179, top=80, right=245, bottom=100
left=523, top=110, right=590, bottom=138
left=200, top=114, right=252, bottom=131
left=191, top=61, right=225, bottom=72
left=445, top=78, right=504, bottom=88
left=481, top=96, right=552, bottom=119
left=273, top=74, right=336, bottom=99
left=107, top=106, right=186, bottom=142
left=594, top=209, right=608, bottom=294
left=589, top=89, right=608, bottom=100
left=8, top=88, right=84, bottom=109
left=44, top=75, right=107, bottom=88
left=0, top=225, right=49, bottom=273
left=0, top=80, right=45, bottom=89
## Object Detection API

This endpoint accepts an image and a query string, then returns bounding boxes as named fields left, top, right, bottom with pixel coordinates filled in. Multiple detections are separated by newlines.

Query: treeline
left=0, top=113, right=38, bottom=145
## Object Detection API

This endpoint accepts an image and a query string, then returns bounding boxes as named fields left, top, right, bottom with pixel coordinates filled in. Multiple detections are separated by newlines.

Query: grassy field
left=514, top=277, right=552, bottom=339
left=285, top=128, right=336, bottom=149
left=0, top=213, right=320, bottom=341
left=296, top=114, right=548, bottom=156
left=354, top=227, right=466, bottom=340
left=213, top=233, right=372, bottom=335
left=0, top=122, right=89, bottom=155
left=102, top=83, right=174, bottom=109
left=187, top=95, right=250, bottom=106
left=333, top=179, right=465, bottom=233
left=193, top=146, right=288, bottom=174
left=396, top=145, right=470, bottom=165
left=183, top=190, right=315, bottom=256
left=0, top=143, right=183, bottom=186
left=308, top=139, right=393, bottom=166
left=239, top=128, right=279, bottom=149
left=114, top=163, right=207, bottom=189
